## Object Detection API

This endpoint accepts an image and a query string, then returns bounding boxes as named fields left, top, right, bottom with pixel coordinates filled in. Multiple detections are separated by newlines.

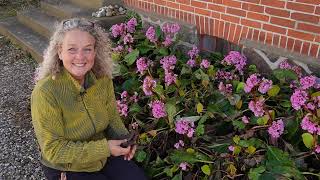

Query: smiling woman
left=31, top=18, right=147, bottom=180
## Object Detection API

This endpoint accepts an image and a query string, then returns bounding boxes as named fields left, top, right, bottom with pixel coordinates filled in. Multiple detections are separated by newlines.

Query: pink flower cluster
left=290, top=89, right=308, bottom=110
left=143, top=76, right=156, bottom=96
left=218, top=82, right=233, bottom=95
left=112, top=45, right=124, bottom=52
left=200, top=59, right=211, bottom=69
left=268, top=119, right=284, bottom=139
left=174, top=140, right=185, bottom=149
left=244, top=74, right=273, bottom=94
left=150, top=100, right=167, bottom=118
left=300, top=75, right=317, bottom=90
left=160, top=55, right=178, bottom=86
left=315, top=145, right=320, bottom=154
left=161, top=23, right=180, bottom=47
left=222, top=51, right=247, bottom=74
left=123, top=34, right=133, bottom=45
left=187, top=46, right=199, bottom=68
left=116, top=91, right=138, bottom=117
left=242, top=116, right=250, bottom=124
left=146, top=26, right=157, bottom=43
left=301, top=115, right=320, bottom=135
left=111, top=18, right=138, bottom=38
left=179, top=162, right=189, bottom=171
left=175, top=118, right=195, bottom=138
left=248, top=98, right=265, bottom=117
left=279, top=60, right=302, bottom=77
left=136, top=57, right=150, bottom=75
left=215, top=70, right=235, bottom=81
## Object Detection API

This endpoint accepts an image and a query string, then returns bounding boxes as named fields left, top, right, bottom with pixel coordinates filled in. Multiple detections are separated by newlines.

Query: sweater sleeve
left=104, top=78, right=129, bottom=139
left=31, top=87, right=110, bottom=164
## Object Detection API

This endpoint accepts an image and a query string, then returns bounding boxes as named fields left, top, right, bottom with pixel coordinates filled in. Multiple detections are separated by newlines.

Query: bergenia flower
left=268, top=119, right=284, bottom=138
left=242, top=116, right=249, bottom=124
left=301, top=115, right=318, bottom=134
left=279, top=60, right=291, bottom=69
left=200, top=59, right=210, bottom=69
left=143, top=76, right=156, bottom=96
left=150, top=100, right=167, bottom=118
left=290, top=89, right=308, bottom=110
left=174, top=140, right=185, bottom=149
left=123, top=33, right=133, bottom=45
left=136, top=57, right=150, bottom=75
left=126, top=18, right=137, bottom=33
left=244, top=74, right=261, bottom=93
left=179, top=162, right=188, bottom=171
left=175, top=118, right=195, bottom=138
left=164, top=72, right=177, bottom=86
left=188, top=45, right=199, bottom=59
left=248, top=98, right=265, bottom=117
left=300, top=75, right=316, bottom=90
left=111, top=23, right=126, bottom=38
left=187, top=59, right=196, bottom=68
left=222, top=51, right=247, bottom=74
left=258, top=78, right=273, bottom=94
left=146, top=26, right=157, bottom=43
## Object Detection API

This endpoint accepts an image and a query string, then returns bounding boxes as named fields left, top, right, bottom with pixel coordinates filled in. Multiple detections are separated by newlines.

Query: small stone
left=92, top=12, right=97, bottom=17
left=108, top=5, right=114, bottom=9
left=97, top=10, right=106, bottom=17
left=105, top=11, right=113, bottom=17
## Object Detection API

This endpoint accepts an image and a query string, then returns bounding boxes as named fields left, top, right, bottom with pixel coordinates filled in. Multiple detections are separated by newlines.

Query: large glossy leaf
left=166, top=101, right=177, bottom=128
left=302, top=133, right=314, bottom=149
left=129, top=103, right=142, bottom=113
left=267, top=85, right=280, bottom=97
left=135, top=149, right=147, bottom=162
left=272, top=69, right=298, bottom=81
left=201, top=164, right=211, bottom=176
left=124, top=49, right=139, bottom=66
left=248, top=166, right=266, bottom=180
left=169, top=150, right=212, bottom=164
left=122, top=78, right=140, bottom=91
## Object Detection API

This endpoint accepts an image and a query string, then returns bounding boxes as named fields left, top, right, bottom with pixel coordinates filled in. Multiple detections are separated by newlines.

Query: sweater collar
left=61, top=68, right=97, bottom=93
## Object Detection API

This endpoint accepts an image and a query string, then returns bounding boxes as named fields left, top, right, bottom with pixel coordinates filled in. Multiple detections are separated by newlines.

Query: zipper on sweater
left=80, top=94, right=97, bottom=133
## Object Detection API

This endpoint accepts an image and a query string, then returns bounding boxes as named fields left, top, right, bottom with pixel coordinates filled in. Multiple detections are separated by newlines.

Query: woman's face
left=58, top=29, right=96, bottom=84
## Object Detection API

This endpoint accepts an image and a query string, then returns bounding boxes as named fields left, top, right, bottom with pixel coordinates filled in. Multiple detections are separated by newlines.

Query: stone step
left=69, top=0, right=104, bottom=9
left=41, top=0, right=92, bottom=19
left=17, top=8, right=59, bottom=39
left=0, top=17, right=48, bottom=63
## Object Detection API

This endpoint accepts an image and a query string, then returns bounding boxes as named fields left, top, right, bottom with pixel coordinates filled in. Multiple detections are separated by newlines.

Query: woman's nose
left=75, top=50, right=85, bottom=59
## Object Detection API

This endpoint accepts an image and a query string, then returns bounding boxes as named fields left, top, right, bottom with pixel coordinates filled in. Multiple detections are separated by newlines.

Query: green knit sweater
left=31, top=68, right=128, bottom=172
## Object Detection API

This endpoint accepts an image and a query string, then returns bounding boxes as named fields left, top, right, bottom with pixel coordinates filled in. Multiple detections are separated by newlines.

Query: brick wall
left=123, top=0, right=320, bottom=59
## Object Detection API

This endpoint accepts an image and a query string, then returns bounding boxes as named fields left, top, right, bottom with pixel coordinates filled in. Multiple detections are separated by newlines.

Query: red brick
left=297, top=23, right=320, bottom=34
left=263, top=24, right=287, bottom=34
left=270, top=17, right=295, bottom=28
left=253, top=29, right=259, bottom=41
left=247, top=12, right=269, bottom=22
left=288, top=30, right=315, bottom=41
left=211, top=0, right=223, bottom=3
left=316, top=7, right=320, bottom=15
left=183, top=12, right=188, bottom=21
left=210, top=18, right=214, bottom=36
left=180, top=4, right=194, bottom=12
left=191, top=0, right=207, bottom=8
left=227, top=7, right=246, bottom=17
left=219, top=21, right=224, bottom=38
left=229, top=23, right=236, bottom=42
left=301, top=42, right=311, bottom=55
left=287, top=38, right=294, bottom=51
left=222, top=0, right=242, bottom=8
left=291, top=13, right=319, bottom=24
left=266, top=32, right=273, bottom=45
left=208, top=4, right=226, bottom=13
left=196, top=15, right=200, bottom=32
left=287, top=2, right=315, bottom=13
left=259, top=31, right=266, bottom=42
left=261, top=0, right=285, bottom=8
left=176, top=0, right=191, bottom=5
left=221, top=14, right=240, bottom=23
left=265, top=7, right=290, bottom=18
left=234, top=25, right=242, bottom=43
left=310, top=44, right=319, bottom=57
left=293, top=40, right=303, bottom=53
left=205, top=17, right=210, bottom=34
left=315, top=36, right=320, bottom=43
left=154, top=0, right=166, bottom=6
left=224, top=22, right=230, bottom=40
left=242, top=0, right=260, bottom=3
left=296, top=0, right=320, bottom=5
left=167, top=1, right=179, bottom=9
left=241, top=19, right=262, bottom=28
left=215, top=19, right=219, bottom=36
left=242, top=3, right=264, bottom=13
left=200, top=16, right=205, bottom=34
left=280, top=36, right=287, bottom=49
left=273, top=34, right=280, bottom=47
left=211, top=11, right=220, bottom=18
left=241, top=26, right=249, bottom=42
left=195, top=8, right=211, bottom=16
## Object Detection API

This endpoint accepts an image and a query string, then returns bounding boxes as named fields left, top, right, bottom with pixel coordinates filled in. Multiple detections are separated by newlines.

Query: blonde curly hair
left=36, top=17, right=113, bottom=81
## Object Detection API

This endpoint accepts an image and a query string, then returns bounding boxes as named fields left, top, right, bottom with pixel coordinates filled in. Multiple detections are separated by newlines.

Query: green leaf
left=302, top=133, right=314, bottom=149
left=166, top=101, right=177, bottom=128
left=201, top=165, right=211, bottom=176
left=311, top=91, right=320, bottom=98
left=135, top=150, right=147, bottom=162
left=267, top=85, right=280, bottom=97
left=197, top=102, right=204, bottom=114
left=122, top=78, right=140, bottom=91
left=172, top=172, right=182, bottom=180
left=257, top=116, right=268, bottom=125
left=266, top=146, right=294, bottom=167
left=280, top=101, right=292, bottom=108
left=272, top=69, right=298, bottom=81
left=129, top=103, right=142, bottom=113
left=208, top=143, right=229, bottom=153
left=154, top=84, right=164, bottom=96
left=233, top=135, right=240, bottom=144
left=232, top=120, right=245, bottom=130
left=136, top=44, right=153, bottom=54
left=159, top=48, right=169, bottom=56
left=236, top=82, right=246, bottom=93
left=248, top=65, right=257, bottom=72
left=169, top=150, right=211, bottom=164
left=196, top=124, right=205, bottom=136
left=124, top=49, right=139, bottom=66
left=248, top=166, right=266, bottom=180
left=155, top=26, right=162, bottom=39
left=165, top=85, right=176, bottom=94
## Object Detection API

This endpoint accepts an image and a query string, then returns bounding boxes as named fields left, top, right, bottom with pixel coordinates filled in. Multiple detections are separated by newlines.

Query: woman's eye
left=68, top=48, right=76, bottom=52
left=84, top=48, right=92, bottom=52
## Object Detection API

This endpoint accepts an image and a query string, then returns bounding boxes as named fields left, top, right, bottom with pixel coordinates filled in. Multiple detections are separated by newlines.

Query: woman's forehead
left=62, top=29, right=95, bottom=45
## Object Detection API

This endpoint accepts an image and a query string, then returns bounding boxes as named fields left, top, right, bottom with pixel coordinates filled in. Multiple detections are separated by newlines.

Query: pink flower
left=292, top=66, right=302, bottom=77
left=128, top=47, right=133, bottom=53
left=130, top=92, right=139, bottom=103
left=123, top=33, right=133, bottom=44
left=111, top=23, right=126, bottom=38
left=179, top=162, right=188, bottom=171
left=279, top=60, right=291, bottom=69
left=290, top=89, right=308, bottom=110
left=268, top=119, right=284, bottom=138
left=121, top=91, right=128, bottom=100
left=228, top=145, right=235, bottom=152
left=126, top=18, right=137, bottom=33
left=315, top=145, right=320, bottom=154
left=200, top=59, right=210, bottom=69
left=258, top=78, right=273, bottom=94
left=175, top=118, right=195, bottom=138
left=136, top=57, right=150, bottom=75
left=160, top=55, right=177, bottom=73
left=146, top=26, right=157, bottom=43
left=242, top=116, right=249, bottom=124
left=306, top=103, right=315, bottom=110
left=300, top=75, right=317, bottom=90
left=143, top=76, right=156, bottom=96
left=112, top=45, right=124, bottom=52
left=150, top=100, right=167, bottom=118
left=215, top=70, right=234, bottom=81
left=244, top=74, right=261, bottom=93
left=116, top=100, right=128, bottom=117
left=162, top=23, right=180, bottom=34
left=301, top=115, right=318, bottom=134
left=222, top=51, right=247, bottom=74
left=187, top=59, right=196, bottom=68
left=218, top=82, right=233, bottom=95
left=188, top=45, right=199, bottom=59
left=248, top=98, right=265, bottom=117
left=162, top=36, right=173, bottom=46
left=174, top=140, right=185, bottom=149
left=164, top=72, right=177, bottom=86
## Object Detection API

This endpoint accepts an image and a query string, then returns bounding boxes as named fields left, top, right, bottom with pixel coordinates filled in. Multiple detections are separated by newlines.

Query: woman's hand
left=107, top=139, right=131, bottom=157
left=124, top=145, right=137, bottom=161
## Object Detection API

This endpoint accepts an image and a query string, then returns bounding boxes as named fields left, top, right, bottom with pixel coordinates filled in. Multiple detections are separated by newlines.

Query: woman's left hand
left=124, top=145, right=136, bottom=161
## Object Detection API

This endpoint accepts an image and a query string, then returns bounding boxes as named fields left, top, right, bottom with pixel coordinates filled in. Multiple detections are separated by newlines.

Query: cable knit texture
left=31, top=68, right=128, bottom=172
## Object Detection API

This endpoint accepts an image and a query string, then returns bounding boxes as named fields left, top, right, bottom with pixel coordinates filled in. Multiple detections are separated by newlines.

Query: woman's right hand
left=107, top=139, right=131, bottom=157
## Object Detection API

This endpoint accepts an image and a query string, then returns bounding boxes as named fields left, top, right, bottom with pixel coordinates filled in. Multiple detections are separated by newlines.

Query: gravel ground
left=0, top=36, right=45, bottom=179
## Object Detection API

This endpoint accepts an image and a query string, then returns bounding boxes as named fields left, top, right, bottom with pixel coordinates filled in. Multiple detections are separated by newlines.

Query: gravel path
left=0, top=36, right=45, bottom=179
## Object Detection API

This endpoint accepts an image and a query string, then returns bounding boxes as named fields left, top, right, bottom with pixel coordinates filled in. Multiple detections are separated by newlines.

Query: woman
left=31, top=18, right=147, bottom=180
